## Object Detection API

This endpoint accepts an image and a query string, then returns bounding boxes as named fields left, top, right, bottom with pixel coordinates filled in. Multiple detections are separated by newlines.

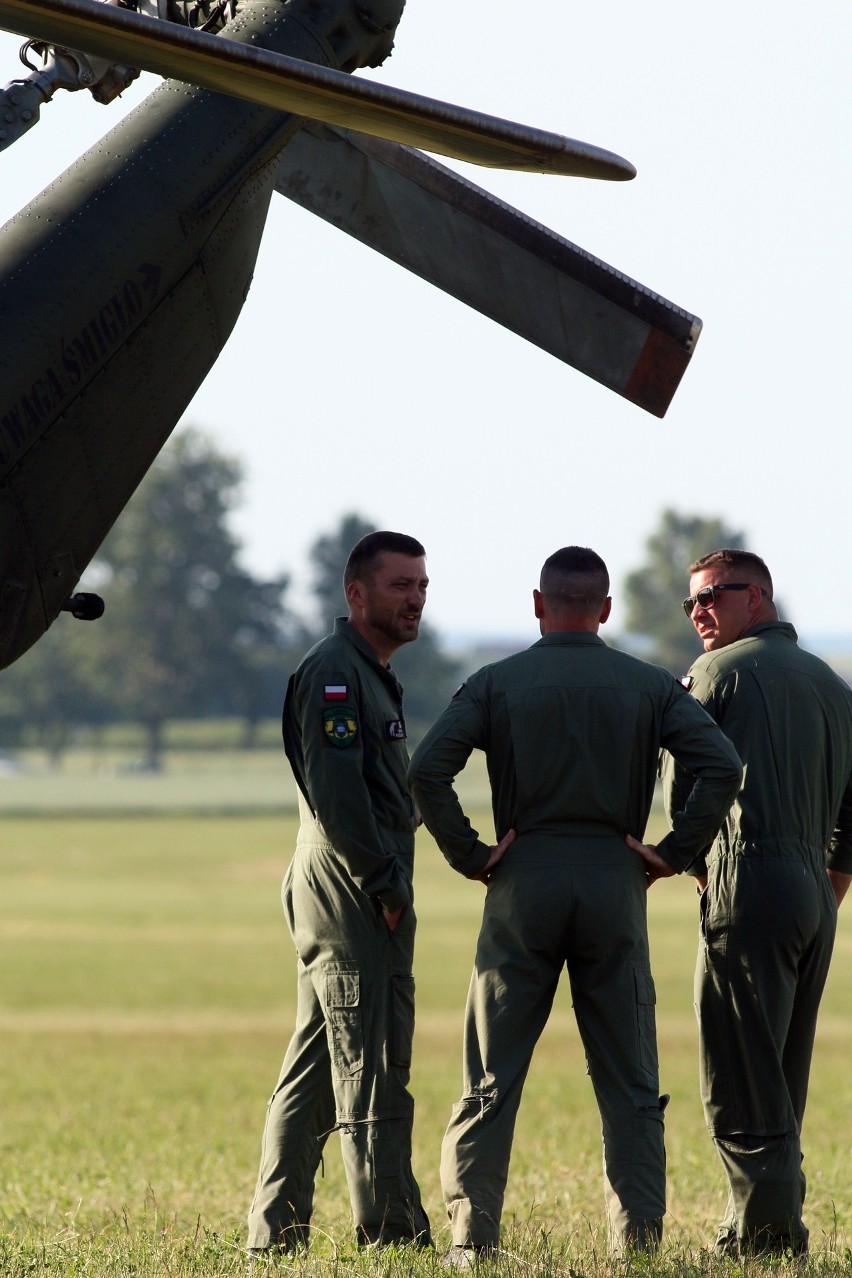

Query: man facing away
left=407, top=546, right=742, bottom=1261
left=247, top=531, right=432, bottom=1254
left=634, top=548, right=852, bottom=1258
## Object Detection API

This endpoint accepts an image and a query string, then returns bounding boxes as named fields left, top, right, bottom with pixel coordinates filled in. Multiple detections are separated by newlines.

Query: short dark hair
left=343, top=531, right=426, bottom=588
left=540, top=546, right=610, bottom=610
left=689, top=548, right=773, bottom=599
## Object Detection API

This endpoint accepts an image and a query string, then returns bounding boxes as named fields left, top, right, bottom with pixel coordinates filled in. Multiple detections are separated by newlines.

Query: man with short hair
left=247, top=532, right=432, bottom=1254
left=635, top=548, right=852, bottom=1258
left=408, top=546, right=742, bottom=1261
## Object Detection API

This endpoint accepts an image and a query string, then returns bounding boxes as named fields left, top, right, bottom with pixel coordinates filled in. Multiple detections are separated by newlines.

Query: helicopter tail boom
left=0, top=0, right=415, bottom=669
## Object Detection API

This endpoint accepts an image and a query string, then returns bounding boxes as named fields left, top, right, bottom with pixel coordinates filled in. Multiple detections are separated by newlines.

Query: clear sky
left=1, top=1, right=850, bottom=644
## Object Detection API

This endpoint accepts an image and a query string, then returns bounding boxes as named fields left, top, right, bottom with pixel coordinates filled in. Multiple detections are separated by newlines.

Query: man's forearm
left=828, top=869, right=851, bottom=908
left=409, top=775, right=491, bottom=876
left=408, top=702, right=488, bottom=875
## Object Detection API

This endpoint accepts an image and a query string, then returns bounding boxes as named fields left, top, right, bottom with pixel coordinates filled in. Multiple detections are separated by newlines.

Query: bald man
left=408, top=546, right=742, bottom=1262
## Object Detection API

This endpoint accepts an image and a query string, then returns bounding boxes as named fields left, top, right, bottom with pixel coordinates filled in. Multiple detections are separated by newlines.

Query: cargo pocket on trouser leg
left=632, top=964, right=659, bottom=1086
left=377, top=1119, right=430, bottom=1244
left=345, top=1117, right=426, bottom=1245
left=604, top=1101, right=666, bottom=1254
left=324, top=965, right=363, bottom=1079
left=368, top=1121, right=408, bottom=1241
left=390, top=974, right=415, bottom=1070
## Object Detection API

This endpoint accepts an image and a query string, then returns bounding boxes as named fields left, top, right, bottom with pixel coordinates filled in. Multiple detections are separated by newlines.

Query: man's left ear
left=533, top=588, right=544, bottom=620
left=747, top=583, right=764, bottom=612
left=599, top=597, right=613, bottom=625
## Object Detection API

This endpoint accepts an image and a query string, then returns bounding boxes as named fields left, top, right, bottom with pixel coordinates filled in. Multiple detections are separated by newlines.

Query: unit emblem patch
left=386, top=718, right=406, bottom=741
left=323, top=707, right=358, bottom=747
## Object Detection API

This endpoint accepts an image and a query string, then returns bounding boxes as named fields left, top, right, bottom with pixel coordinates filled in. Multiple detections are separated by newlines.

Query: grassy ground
left=0, top=759, right=850, bottom=1275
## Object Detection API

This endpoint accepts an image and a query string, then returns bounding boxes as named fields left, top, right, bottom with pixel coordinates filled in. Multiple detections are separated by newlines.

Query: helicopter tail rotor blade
left=0, top=0, right=635, bottom=178
left=274, top=125, right=701, bottom=417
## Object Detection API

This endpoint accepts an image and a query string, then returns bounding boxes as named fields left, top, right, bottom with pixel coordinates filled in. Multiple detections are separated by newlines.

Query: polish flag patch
left=324, top=685, right=348, bottom=700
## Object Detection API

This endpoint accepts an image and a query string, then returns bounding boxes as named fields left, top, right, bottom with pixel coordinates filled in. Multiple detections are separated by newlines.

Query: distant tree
left=90, top=428, right=294, bottom=767
left=0, top=618, right=109, bottom=763
left=226, top=577, right=312, bottom=746
left=309, top=512, right=376, bottom=633
left=392, top=633, right=462, bottom=731
left=306, top=514, right=461, bottom=729
left=623, top=509, right=745, bottom=674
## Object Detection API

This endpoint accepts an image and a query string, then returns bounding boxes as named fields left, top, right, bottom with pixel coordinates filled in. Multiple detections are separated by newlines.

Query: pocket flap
left=325, top=967, right=360, bottom=1008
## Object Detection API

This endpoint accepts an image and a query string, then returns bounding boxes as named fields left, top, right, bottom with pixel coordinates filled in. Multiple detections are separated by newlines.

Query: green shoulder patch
left=323, top=706, right=358, bottom=748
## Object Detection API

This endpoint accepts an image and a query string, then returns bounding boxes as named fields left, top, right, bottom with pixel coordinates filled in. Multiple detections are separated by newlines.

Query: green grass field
left=1, top=756, right=850, bottom=1275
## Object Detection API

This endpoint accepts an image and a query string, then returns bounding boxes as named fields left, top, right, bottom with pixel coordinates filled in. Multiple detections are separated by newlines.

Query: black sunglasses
left=682, top=582, right=767, bottom=617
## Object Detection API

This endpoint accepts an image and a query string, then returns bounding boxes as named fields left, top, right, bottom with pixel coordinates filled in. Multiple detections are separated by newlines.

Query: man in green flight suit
left=247, top=531, right=432, bottom=1255
left=407, top=546, right=743, bottom=1262
left=634, top=548, right=852, bottom=1258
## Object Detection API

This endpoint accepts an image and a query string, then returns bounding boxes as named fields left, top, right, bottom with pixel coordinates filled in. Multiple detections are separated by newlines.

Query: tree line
left=0, top=429, right=746, bottom=766
left=0, top=433, right=464, bottom=767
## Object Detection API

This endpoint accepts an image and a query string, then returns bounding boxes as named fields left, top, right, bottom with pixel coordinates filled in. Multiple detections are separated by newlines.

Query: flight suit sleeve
left=407, top=682, right=493, bottom=878
left=655, top=678, right=742, bottom=874
left=293, top=666, right=412, bottom=913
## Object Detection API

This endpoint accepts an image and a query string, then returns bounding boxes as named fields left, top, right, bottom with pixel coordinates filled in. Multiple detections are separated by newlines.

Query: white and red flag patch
left=324, top=685, right=348, bottom=701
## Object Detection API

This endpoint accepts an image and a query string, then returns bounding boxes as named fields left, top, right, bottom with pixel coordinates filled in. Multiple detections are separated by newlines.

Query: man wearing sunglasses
left=634, top=548, right=852, bottom=1259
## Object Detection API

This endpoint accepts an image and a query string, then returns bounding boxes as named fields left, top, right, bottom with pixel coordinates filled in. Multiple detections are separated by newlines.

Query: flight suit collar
left=533, top=630, right=606, bottom=649
left=739, top=620, right=799, bottom=644
left=333, top=616, right=403, bottom=695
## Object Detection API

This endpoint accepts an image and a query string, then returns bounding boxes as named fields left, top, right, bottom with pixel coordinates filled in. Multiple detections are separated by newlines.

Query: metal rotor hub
left=283, top=0, right=405, bottom=70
